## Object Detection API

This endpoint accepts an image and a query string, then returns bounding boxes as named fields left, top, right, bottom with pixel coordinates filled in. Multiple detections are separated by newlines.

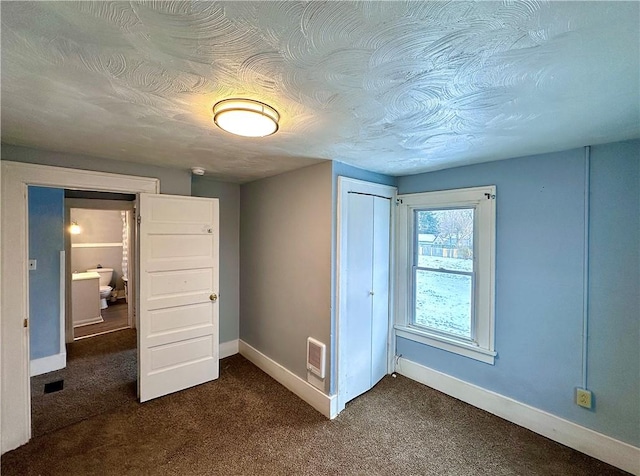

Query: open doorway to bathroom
left=27, top=185, right=139, bottom=438
left=3, top=161, right=159, bottom=449
left=65, top=191, right=136, bottom=341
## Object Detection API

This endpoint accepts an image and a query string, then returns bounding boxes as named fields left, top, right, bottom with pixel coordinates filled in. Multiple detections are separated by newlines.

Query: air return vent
left=307, top=337, right=326, bottom=379
left=44, top=380, right=64, bottom=394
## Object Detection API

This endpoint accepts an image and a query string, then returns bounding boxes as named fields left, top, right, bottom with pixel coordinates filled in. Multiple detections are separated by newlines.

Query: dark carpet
left=30, top=328, right=137, bottom=437
left=4, top=331, right=627, bottom=475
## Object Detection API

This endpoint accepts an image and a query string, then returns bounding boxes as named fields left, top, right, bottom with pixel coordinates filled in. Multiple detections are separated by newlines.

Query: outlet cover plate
left=576, top=388, right=593, bottom=409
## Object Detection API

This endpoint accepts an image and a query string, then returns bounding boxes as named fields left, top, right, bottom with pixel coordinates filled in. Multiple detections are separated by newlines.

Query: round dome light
left=213, top=98, right=279, bottom=137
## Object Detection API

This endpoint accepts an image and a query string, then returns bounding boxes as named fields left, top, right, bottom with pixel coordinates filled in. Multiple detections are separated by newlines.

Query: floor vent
left=44, top=380, right=64, bottom=394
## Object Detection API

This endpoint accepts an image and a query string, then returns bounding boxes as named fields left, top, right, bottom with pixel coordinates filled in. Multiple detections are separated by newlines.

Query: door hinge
left=137, top=214, right=141, bottom=225
left=23, top=318, right=28, bottom=328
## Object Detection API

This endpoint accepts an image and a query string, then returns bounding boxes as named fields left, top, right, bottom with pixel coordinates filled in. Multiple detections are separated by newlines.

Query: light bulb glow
left=213, top=99, right=279, bottom=137
left=70, top=222, right=81, bottom=234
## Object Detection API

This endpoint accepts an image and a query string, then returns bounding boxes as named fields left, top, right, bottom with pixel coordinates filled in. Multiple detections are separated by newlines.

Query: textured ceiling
left=1, top=1, right=639, bottom=183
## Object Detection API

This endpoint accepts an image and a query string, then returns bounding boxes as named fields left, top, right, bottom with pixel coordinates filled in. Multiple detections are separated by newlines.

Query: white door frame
left=335, top=176, right=396, bottom=414
left=0, top=161, right=159, bottom=453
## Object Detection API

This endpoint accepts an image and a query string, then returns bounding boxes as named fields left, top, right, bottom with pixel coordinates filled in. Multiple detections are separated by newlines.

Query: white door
left=138, top=193, right=219, bottom=402
left=338, top=177, right=394, bottom=410
left=370, top=196, right=391, bottom=383
left=344, top=192, right=375, bottom=400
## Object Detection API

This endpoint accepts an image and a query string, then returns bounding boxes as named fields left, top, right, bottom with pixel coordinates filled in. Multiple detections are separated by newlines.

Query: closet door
left=343, top=192, right=375, bottom=402
left=338, top=177, right=394, bottom=409
left=370, top=196, right=390, bottom=385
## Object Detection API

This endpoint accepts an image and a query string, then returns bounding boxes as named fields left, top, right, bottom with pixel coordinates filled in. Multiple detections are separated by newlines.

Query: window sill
left=394, top=325, right=496, bottom=365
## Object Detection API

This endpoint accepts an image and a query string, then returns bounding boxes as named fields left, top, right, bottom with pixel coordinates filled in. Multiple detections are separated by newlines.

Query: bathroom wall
left=28, top=186, right=64, bottom=360
left=70, top=208, right=125, bottom=291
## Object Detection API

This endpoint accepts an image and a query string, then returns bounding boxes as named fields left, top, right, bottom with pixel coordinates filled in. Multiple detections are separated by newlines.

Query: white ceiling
left=2, top=1, right=639, bottom=183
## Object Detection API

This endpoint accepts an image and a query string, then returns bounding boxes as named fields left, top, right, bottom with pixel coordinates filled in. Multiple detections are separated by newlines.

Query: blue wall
left=28, top=186, right=64, bottom=360
left=333, top=161, right=398, bottom=187
left=587, top=140, right=639, bottom=442
left=396, top=140, right=639, bottom=446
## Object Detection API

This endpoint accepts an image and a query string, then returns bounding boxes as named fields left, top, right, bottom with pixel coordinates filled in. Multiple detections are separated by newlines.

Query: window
left=395, top=186, right=496, bottom=364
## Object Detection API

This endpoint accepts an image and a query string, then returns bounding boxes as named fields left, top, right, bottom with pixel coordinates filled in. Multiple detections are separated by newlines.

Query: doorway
left=26, top=188, right=140, bottom=436
left=65, top=192, right=136, bottom=341
left=3, top=161, right=220, bottom=453
left=26, top=188, right=138, bottom=372
left=1, top=161, right=159, bottom=452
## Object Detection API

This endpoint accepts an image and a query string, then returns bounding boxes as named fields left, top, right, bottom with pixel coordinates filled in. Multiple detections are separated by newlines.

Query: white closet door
left=341, top=191, right=392, bottom=405
left=344, top=192, right=375, bottom=402
left=371, top=196, right=391, bottom=385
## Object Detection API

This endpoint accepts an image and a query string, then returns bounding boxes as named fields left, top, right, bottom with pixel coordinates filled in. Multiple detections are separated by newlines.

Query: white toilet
left=87, top=267, right=114, bottom=310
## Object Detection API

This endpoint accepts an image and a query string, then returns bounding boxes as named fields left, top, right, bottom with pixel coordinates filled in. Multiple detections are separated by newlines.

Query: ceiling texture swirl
left=1, top=1, right=638, bottom=182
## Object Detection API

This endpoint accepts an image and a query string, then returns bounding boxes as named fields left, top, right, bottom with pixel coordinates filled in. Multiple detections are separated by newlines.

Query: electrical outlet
left=28, top=259, right=37, bottom=270
left=576, top=388, right=593, bottom=409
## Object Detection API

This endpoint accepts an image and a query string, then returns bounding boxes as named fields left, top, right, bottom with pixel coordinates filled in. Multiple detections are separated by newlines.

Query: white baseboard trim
left=219, top=339, right=239, bottom=359
left=239, top=340, right=336, bottom=419
left=30, top=352, right=66, bottom=377
left=397, top=357, right=640, bottom=475
left=73, top=316, right=104, bottom=327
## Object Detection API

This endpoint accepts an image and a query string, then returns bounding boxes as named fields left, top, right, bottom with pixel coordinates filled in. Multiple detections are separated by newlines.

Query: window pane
left=415, top=209, right=474, bottom=272
left=414, top=269, right=472, bottom=338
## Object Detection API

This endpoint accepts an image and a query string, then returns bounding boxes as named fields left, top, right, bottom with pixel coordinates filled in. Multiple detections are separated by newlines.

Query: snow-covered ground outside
left=415, top=255, right=473, bottom=338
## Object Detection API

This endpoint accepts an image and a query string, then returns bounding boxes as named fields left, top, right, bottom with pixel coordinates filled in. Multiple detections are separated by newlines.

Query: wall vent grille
left=307, top=337, right=326, bottom=379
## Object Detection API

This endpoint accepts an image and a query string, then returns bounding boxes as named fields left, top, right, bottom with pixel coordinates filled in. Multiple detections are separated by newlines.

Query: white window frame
left=394, top=185, right=497, bottom=364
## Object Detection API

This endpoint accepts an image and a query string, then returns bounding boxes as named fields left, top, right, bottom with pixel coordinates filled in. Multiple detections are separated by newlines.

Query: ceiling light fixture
left=213, top=98, right=279, bottom=137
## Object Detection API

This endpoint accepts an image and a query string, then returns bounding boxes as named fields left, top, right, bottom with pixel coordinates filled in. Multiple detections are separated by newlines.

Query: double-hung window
left=395, top=186, right=497, bottom=364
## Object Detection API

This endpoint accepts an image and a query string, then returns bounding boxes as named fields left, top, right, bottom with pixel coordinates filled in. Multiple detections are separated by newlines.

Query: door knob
left=209, top=293, right=218, bottom=302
